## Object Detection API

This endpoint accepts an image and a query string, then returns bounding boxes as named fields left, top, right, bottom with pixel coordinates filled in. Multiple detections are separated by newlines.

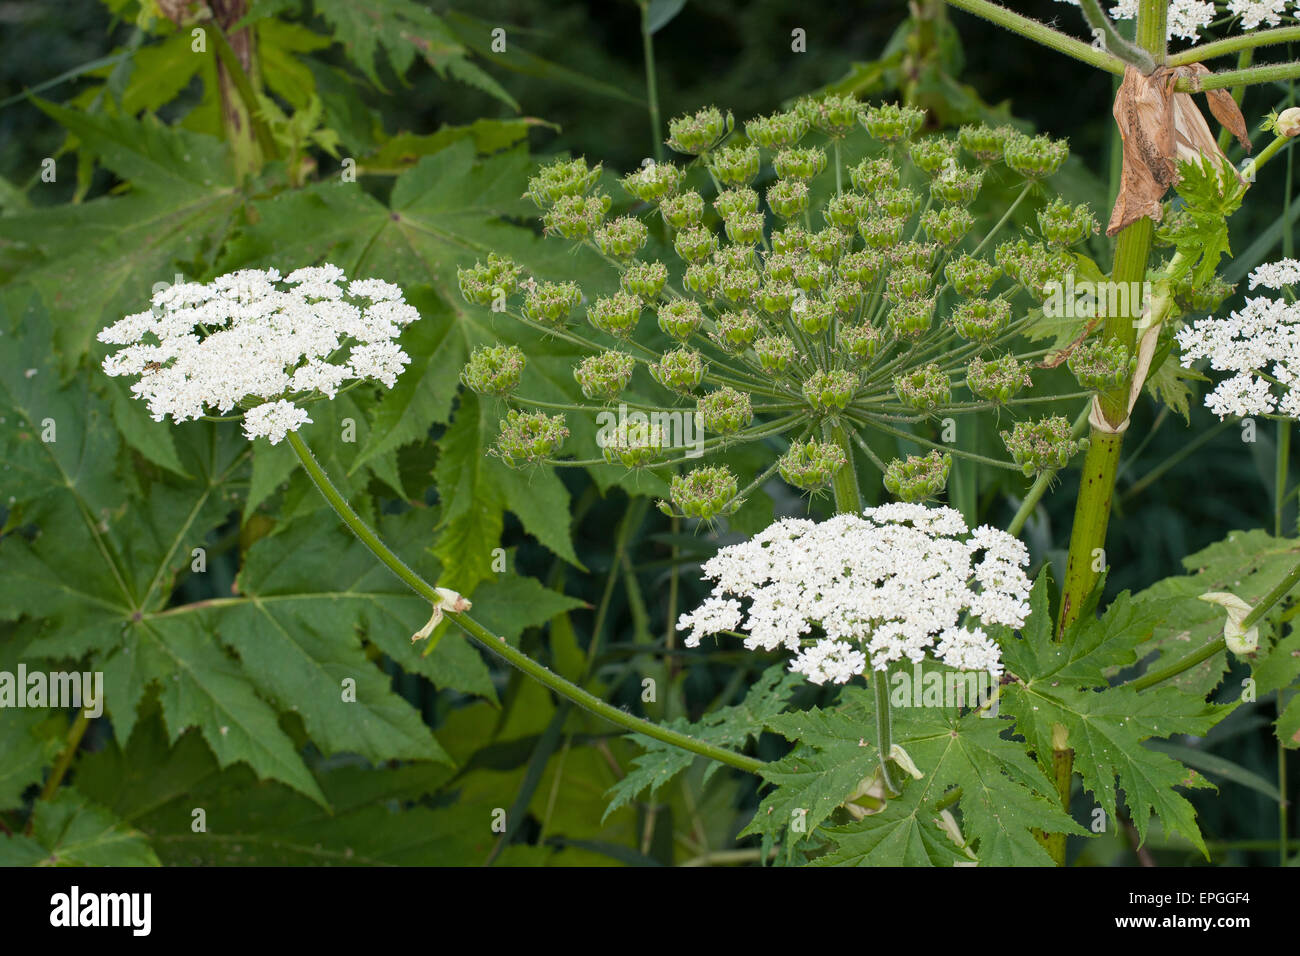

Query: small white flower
left=98, top=265, right=419, bottom=443
left=678, top=505, right=1030, bottom=684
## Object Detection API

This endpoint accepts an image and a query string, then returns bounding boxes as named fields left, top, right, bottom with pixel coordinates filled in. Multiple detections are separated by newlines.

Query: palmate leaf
left=1000, top=576, right=1230, bottom=856
left=0, top=104, right=244, bottom=365
left=603, top=665, right=802, bottom=820
left=0, top=303, right=469, bottom=804
left=745, top=684, right=1082, bottom=867
left=0, top=790, right=160, bottom=867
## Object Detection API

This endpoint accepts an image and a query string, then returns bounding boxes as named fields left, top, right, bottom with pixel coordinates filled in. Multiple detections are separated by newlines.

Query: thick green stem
left=941, top=0, right=1126, bottom=74
left=1045, top=0, right=1167, bottom=868
left=1174, top=61, right=1300, bottom=93
left=284, top=431, right=763, bottom=775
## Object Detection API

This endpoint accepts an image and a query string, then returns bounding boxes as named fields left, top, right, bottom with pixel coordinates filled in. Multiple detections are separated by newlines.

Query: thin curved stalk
left=285, top=430, right=764, bottom=775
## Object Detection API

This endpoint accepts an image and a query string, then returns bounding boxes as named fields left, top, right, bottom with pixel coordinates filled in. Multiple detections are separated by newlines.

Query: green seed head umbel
left=462, top=344, right=525, bottom=397
left=664, top=465, right=742, bottom=520
left=779, top=438, right=848, bottom=492
left=1001, top=416, right=1086, bottom=477
left=496, top=409, right=569, bottom=467
left=883, top=450, right=952, bottom=503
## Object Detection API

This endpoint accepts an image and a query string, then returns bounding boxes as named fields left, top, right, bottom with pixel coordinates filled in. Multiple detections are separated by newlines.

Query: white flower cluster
left=1177, top=259, right=1300, bottom=419
left=98, top=266, right=418, bottom=443
left=1057, top=0, right=1293, bottom=41
left=676, top=504, right=1032, bottom=685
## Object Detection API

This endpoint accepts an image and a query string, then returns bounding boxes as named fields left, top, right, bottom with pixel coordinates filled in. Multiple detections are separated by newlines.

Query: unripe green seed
left=803, top=368, right=858, bottom=411
left=496, top=409, right=569, bottom=467
left=462, top=344, right=525, bottom=396
left=575, top=350, right=636, bottom=401
left=893, top=363, right=951, bottom=411
left=779, top=438, right=848, bottom=491
left=883, top=450, right=951, bottom=502
left=650, top=347, right=707, bottom=394
left=697, top=386, right=754, bottom=435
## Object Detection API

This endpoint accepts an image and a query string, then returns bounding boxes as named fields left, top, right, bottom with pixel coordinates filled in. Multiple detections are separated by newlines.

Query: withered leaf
left=1106, top=64, right=1251, bottom=237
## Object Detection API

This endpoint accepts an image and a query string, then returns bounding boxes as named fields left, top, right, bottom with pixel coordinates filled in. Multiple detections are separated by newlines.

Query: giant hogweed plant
left=450, top=1, right=1300, bottom=864
left=3, top=0, right=1300, bottom=868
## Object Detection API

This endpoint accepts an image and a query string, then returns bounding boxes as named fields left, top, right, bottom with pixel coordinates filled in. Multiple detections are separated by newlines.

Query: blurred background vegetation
left=0, top=0, right=1293, bottom=865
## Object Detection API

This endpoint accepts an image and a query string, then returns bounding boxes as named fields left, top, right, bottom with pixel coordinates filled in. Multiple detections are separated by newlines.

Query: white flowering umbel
left=676, top=503, right=1031, bottom=685
left=98, top=265, right=419, bottom=443
left=1176, top=259, right=1300, bottom=419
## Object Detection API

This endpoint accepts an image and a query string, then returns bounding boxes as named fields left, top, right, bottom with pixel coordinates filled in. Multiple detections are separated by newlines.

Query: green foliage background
left=0, top=0, right=1295, bottom=866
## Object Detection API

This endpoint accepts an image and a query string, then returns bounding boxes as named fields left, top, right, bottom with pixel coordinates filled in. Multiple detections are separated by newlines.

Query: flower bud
left=893, top=363, right=951, bottom=411
left=756, top=335, right=796, bottom=374
left=658, top=299, right=706, bottom=342
left=542, top=193, right=612, bottom=239
left=778, top=438, right=848, bottom=491
left=575, top=350, right=636, bottom=401
left=1278, top=107, right=1300, bottom=138
left=839, top=322, right=881, bottom=362
left=792, top=255, right=833, bottom=293
left=886, top=265, right=931, bottom=301
left=458, top=253, right=523, bottom=306
left=945, top=255, right=1002, bottom=298
left=887, top=297, right=936, bottom=339
left=650, top=347, right=707, bottom=394
left=967, top=355, right=1032, bottom=404
left=524, top=157, right=602, bottom=207
left=522, top=281, right=583, bottom=328
left=719, top=264, right=762, bottom=305
left=828, top=279, right=864, bottom=314
left=806, top=229, right=848, bottom=264
left=1037, top=198, right=1099, bottom=249
left=684, top=261, right=721, bottom=297
left=697, top=386, right=754, bottom=435
left=462, top=345, right=525, bottom=396
left=823, top=192, right=870, bottom=230
left=803, top=368, right=858, bottom=411
left=724, top=209, right=765, bottom=246
left=849, top=157, right=900, bottom=193
left=891, top=241, right=938, bottom=272
left=908, top=137, right=958, bottom=178
left=773, top=146, right=827, bottom=181
left=883, top=450, right=951, bottom=502
left=714, top=186, right=759, bottom=220
left=666, top=106, right=732, bottom=155
left=708, top=143, right=760, bottom=185
left=958, top=124, right=1010, bottom=164
left=1067, top=338, right=1135, bottom=392
left=838, top=249, right=887, bottom=285
left=621, top=260, right=669, bottom=301
left=862, top=102, right=926, bottom=143
left=711, top=309, right=760, bottom=353
left=760, top=281, right=797, bottom=315
left=496, top=409, right=569, bottom=467
left=595, top=216, right=649, bottom=259
left=859, top=215, right=906, bottom=251
left=620, top=162, right=685, bottom=202
left=930, top=166, right=984, bottom=205
left=1173, top=273, right=1235, bottom=314
left=771, top=225, right=809, bottom=255
left=587, top=291, right=642, bottom=338
left=668, top=465, right=740, bottom=520
left=1004, top=132, right=1068, bottom=180
left=1001, top=416, right=1084, bottom=477
left=950, top=297, right=1011, bottom=342
left=766, top=180, right=810, bottom=219
left=803, top=93, right=863, bottom=137
left=875, top=186, right=922, bottom=221
left=601, top=419, right=668, bottom=468
left=745, top=110, right=810, bottom=148
left=793, top=295, right=834, bottom=335
left=660, top=190, right=704, bottom=228
left=674, top=224, right=718, bottom=263
left=921, top=206, right=974, bottom=247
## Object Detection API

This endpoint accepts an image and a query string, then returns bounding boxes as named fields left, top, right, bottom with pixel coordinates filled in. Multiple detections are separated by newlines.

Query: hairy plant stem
left=285, top=431, right=764, bottom=775
left=941, top=0, right=1125, bottom=74
left=1173, top=61, right=1300, bottom=93
left=39, top=712, right=91, bottom=802
left=1042, top=0, right=1168, bottom=867
left=1169, top=26, right=1300, bottom=64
